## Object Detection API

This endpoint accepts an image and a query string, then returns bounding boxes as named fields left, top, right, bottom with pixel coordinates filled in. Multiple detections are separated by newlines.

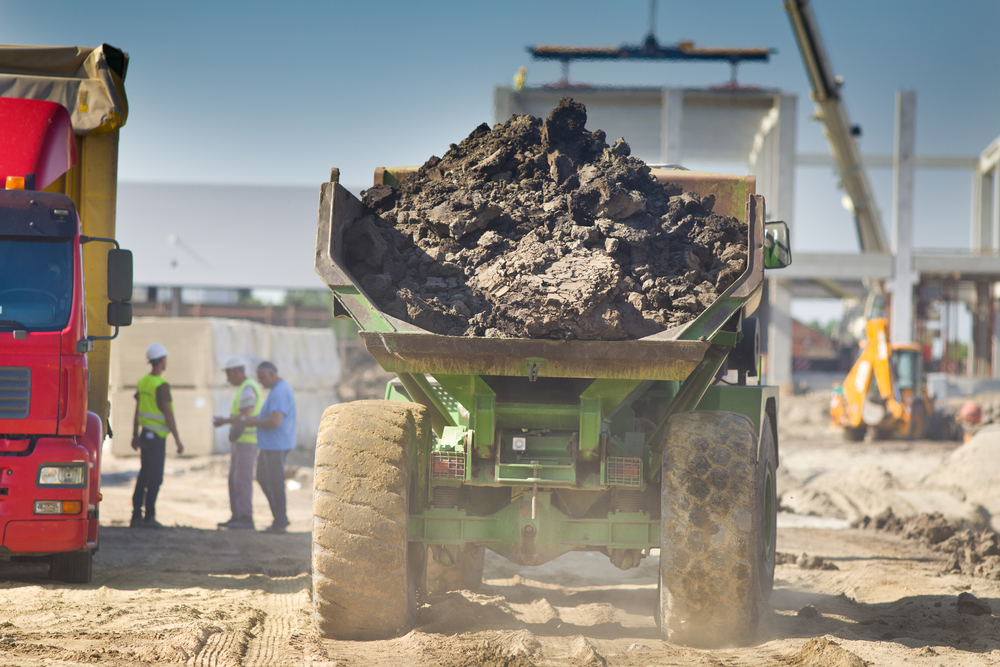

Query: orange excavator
left=830, top=318, right=934, bottom=441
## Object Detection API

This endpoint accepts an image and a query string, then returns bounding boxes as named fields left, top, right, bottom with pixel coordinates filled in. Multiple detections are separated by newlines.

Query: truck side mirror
left=763, top=221, right=792, bottom=269
left=107, top=301, right=133, bottom=327
left=107, top=249, right=133, bottom=302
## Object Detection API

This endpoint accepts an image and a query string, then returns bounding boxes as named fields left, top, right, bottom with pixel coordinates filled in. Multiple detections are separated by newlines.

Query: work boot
left=226, top=517, right=255, bottom=530
left=129, top=514, right=144, bottom=528
left=217, top=517, right=238, bottom=529
left=263, top=523, right=288, bottom=534
left=144, top=517, right=165, bottom=529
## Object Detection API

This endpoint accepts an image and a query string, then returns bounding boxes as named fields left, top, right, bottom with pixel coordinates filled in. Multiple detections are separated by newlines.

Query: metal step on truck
left=310, top=166, right=791, bottom=648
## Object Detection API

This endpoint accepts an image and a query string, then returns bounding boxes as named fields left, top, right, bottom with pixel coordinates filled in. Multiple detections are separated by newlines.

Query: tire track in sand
left=244, top=575, right=310, bottom=666
left=183, top=528, right=311, bottom=667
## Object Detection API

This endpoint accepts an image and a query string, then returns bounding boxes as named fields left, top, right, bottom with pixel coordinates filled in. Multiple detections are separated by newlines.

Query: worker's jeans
left=256, top=449, right=289, bottom=528
left=229, top=442, right=257, bottom=521
left=132, top=429, right=166, bottom=519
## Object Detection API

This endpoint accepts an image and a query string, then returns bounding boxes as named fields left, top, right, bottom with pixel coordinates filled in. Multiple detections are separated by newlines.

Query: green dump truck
left=311, top=167, right=791, bottom=648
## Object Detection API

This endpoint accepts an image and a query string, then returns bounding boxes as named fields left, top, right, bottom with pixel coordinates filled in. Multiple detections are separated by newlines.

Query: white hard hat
left=222, top=355, right=246, bottom=370
left=146, top=343, right=168, bottom=362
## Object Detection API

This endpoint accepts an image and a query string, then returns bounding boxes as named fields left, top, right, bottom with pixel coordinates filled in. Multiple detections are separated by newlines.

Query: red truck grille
left=0, top=367, right=30, bottom=420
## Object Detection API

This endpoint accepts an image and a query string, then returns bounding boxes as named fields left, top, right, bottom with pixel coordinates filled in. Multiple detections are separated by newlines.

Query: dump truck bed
left=315, top=169, right=767, bottom=381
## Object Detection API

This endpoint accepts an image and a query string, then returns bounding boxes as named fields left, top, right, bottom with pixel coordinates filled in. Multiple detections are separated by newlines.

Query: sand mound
left=921, top=425, right=1000, bottom=518
left=780, top=463, right=989, bottom=529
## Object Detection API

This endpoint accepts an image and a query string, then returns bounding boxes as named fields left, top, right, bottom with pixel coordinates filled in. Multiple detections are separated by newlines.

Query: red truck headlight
left=37, top=464, right=86, bottom=487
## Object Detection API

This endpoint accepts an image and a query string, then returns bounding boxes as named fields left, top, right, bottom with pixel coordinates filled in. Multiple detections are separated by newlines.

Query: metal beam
left=912, top=253, right=1000, bottom=275
left=780, top=251, right=1000, bottom=280
left=889, top=91, right=917, bottom=344
left=797, top=152, right=978, bottom=170
left=778, top=252, right=893, bottom=280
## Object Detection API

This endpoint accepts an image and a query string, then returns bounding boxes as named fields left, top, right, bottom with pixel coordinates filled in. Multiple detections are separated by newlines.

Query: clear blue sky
left=4, top=1, right=999, bottom=320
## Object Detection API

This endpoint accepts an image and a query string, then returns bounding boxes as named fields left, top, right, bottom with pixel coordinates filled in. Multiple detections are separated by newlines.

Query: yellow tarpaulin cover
left=0, top=44, right=128, bottom=134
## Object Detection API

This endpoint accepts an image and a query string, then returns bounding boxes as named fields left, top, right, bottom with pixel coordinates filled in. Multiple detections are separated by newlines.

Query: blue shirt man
left=240, top=361, right=296, bottom=533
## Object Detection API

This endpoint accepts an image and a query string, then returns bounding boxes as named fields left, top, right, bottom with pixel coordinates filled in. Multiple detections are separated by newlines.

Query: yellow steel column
left=78, top=130, right=121, bottom=434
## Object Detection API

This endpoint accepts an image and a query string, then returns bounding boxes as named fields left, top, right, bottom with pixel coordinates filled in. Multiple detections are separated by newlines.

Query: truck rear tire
left=311, top=400, right=428, bottom=640
left=49, top=549, right=92, bottom=584
left=426, top=544, right=485, bottom=594
left=757, top=416, right=777, bottom=600
left=658, top=410, right=760, bottom=648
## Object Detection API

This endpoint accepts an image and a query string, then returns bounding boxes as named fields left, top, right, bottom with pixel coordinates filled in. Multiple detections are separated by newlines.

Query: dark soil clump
left=346, top=98, right=747, bottom=340
left=853, top=508, right=1000, bottom=580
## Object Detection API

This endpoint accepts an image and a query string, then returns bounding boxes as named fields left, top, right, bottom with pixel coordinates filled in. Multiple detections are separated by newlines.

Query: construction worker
left=238, top=361, right=296, bottom=533
left=513, top=66, right=527, bottom=91
left=213, top=356, right=263, bottom=530
left=130, top=343, right=184, bottom=528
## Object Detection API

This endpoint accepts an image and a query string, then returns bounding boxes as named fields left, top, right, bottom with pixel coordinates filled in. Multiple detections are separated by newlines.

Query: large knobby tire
left=757, top=416, right=777, bottom=600
left=842, top=424, right=866, bottom=442
left=49, top=549, right=93, bottom=584
left=311, top=400, right=428, bottom=640
left=426, top=544, right=485, bottom=594
left=659, top=410, right=760, bottom=648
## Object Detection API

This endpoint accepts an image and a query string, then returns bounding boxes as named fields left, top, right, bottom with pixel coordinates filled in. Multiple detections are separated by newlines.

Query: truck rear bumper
left=2, top=519, right=88, bottom=554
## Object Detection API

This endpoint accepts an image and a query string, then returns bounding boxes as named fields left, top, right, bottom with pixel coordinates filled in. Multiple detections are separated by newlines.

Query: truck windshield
left=0, top=236, right=74, bottom=332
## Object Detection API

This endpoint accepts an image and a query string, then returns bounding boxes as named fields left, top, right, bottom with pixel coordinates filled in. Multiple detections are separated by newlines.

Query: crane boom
left=784, top=0, right=889, bottom=253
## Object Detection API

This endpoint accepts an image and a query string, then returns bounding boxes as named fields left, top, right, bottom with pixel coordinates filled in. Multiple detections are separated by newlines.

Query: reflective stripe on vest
left=137, top=374, right=171, bottom=435
left=230, top=377, right=263, bottom=444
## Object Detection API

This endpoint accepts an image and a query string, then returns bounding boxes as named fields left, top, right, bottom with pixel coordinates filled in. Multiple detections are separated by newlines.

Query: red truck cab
left=0, top=97, right=132, bottom=583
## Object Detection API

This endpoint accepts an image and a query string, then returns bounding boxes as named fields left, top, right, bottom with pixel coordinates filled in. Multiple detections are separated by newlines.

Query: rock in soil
left=956, top=591, right=992, bottom=616
left=797, top=605, right=820, bottom=619
left=796, top=553, right=839, bottom=570
left=348, top=97, right=747, bottom=341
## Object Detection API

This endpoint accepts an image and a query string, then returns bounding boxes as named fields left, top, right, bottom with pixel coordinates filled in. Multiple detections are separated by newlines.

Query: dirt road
left=1, top=425, right=998, bottom=666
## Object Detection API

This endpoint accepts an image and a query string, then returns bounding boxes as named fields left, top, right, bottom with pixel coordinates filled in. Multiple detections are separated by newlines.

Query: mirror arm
left=80, top=235, right=120, bottom=249
left=88, top=327, right=121, bottom=343
left=76, top=326, right=120, bottom=353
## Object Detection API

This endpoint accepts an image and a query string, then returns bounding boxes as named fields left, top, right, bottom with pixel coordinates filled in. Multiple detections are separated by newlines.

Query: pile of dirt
left=790, top=637, right=867, bottom=667
left=853, top=508, right=1000, bottom=579
left=346, top=97, right=747, bottom=340
left=776, top=552, right=840, bottom=570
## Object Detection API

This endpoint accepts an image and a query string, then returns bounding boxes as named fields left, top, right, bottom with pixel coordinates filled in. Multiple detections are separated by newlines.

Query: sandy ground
left=1, top=393, right=999, bottom=666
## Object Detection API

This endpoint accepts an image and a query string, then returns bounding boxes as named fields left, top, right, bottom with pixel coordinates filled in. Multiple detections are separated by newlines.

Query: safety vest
left=137, top=374, right=171, bottom=436
left=230, top=377, right=263, bottom=444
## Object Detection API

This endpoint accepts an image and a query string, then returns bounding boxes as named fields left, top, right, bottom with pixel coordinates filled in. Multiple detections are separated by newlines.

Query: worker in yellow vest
left=130, top=343, right=185, bottom=528
left=213, top=356, right=264, bottom=530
